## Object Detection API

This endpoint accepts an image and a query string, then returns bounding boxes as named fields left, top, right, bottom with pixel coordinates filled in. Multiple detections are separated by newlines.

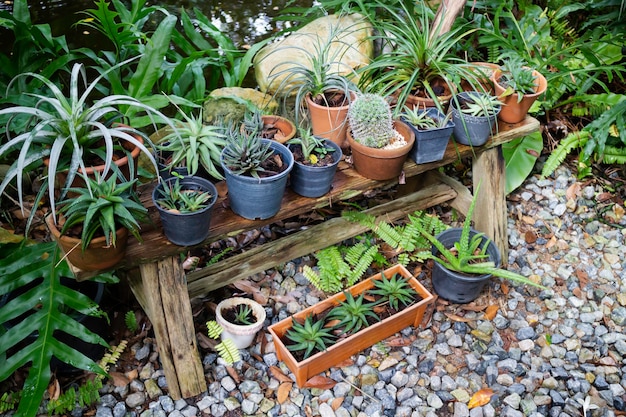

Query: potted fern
left=152, top=175, right=218, bottom=246
left=287, top=128, right=343, bottom=197
left=219, top=113, right=294, bottom=220
left=401, top=106, right=454, bottom=164
left=346, top=93, right=415, bottom=180
left=269, top=264, right=434, bottom=387
left=215, top=297, right=266, bottom=349
left=449, top=91, right=502, bottom=146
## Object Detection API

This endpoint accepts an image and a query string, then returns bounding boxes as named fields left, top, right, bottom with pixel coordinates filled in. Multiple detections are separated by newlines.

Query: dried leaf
left=444, top=312, right=477, bottom=322
left=524, top=230, right=537, bottom=244
left=303, top=375, right=337, bottom=389
left=576, top=268, right=589, bottom=289
left=331, top=397, right=344, bottom=410
left=109, top=371, right=130, bottom=387
left=226, top=366, right=240, bottom=384
left=461, top=303, right=488, bottom=312
left=48, top=378, right=61, bottom=401
left=277, top=382, right=292, bottom=403
left=269, top=366, right=293, bottom=383
left=468, top=388, right=494, bottom=409
left=484, top=305, right=499, bottom=320
left=385, top=336, right=413, bottom=347
left=501, top=281, right=509, bottom=295
left=545, top=235, right=557, bottom=249
left=566, top=182, right=581, bottom=201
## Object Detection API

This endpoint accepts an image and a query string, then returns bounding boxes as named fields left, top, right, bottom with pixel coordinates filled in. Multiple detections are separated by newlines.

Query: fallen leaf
left=331, top=397, right=344, bottom=410
left=303, top=375, right=337, bottom=389
left=468, top=388, right=494, bottom=409
left=501, top=281, right=509, bottom=295
left=277, top=382, right=292, bottom=403
left=566, top=182, right=581, bottom=201
left=444, top=312, right=477, bottom=322
left=385, top=336, right=413, bottom=347
left=546, top=236, right=557, bottom=249
left=109, top=371, right=130, bottom=387
left=226, top=366, right=240, bottom=383
left=269, top=366, right=293, bottom=383
left=125, top=369, right=138, bottom=381
left=48, top=378, right=61, bottom=401
left=484, top=304, right=499, bottom=320
left=461, top=303, right=488, bottom=312
left=524, top=230, right=537, bottom=244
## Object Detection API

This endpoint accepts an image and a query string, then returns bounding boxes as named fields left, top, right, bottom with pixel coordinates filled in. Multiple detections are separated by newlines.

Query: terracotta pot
left=402, top=77, right=454, bottom=110
left=215, top=297, right=266, bottom=349
left=268, top=264, right=435, bottom=387
left=492, top=68, right=547, bottom=124
left=261, top=115, right=297, bottom=144
left=347, top=120, right=415, bottom=180
left=305, top=92, right=353, bottom=149
left=45, top=214, right=129, bottom=271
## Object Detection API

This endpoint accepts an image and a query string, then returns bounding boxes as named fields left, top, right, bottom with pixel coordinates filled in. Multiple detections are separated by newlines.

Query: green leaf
left=503, top=132, right=543, bottom=194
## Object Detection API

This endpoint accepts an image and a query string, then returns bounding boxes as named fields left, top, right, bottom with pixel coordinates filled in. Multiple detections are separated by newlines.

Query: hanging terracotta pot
left=347, top=120, right=415, bottom=180
left=45, top=214, right=129, bottom=271
left=492, top=68, right=547, bottom=124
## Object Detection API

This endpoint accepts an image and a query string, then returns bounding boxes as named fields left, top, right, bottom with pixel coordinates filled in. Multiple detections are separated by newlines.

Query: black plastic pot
left=153, top=176, right=218, bottom=246
left=450, top=92, right=501, bottom=147
left=220, top=139, right=294, bottom=220
left=289, top=139, right=342, bottom=198
left=403, top=108, right=454, bottom=164
left=430, top=228, right=501, bottom=304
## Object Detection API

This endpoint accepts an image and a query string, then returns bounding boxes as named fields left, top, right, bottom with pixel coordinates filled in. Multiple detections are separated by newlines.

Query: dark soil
left=290, top=144, right=337, bottom=167
left=222, top=304, right=258, bottom=326
left=258, top=153, right=288, bottom=177
left=311, top=91, right=349, bottom=107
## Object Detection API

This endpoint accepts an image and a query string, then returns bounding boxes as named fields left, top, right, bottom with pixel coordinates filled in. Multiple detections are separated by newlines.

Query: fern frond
left=125, top=311, right=138, bottom=332
left=98, top=340, right=127, bottom=376
left=215, top=338, right=241, bottom=365
left=206, top=320, right=223, bottom=339
left=397, top=253, right=410, bottom=267
left=344, top=242, right=370, bottom=266
left=541, top=131, right=591, bottom=178
left=599, top=145, right=626, bottom=164
left=346, top=244, right=379, bottom=286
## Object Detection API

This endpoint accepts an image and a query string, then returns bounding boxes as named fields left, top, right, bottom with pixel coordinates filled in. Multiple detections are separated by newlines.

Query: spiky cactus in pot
left=348, top=93, right=397, bottom=148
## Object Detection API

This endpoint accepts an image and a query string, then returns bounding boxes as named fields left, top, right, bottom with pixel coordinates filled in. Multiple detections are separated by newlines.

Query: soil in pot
left=309, top=91, right=350, bottom=107
left=290, top=145, right=337, bottom=167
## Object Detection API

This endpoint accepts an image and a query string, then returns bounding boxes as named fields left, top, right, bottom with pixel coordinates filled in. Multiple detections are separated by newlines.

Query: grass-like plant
left=154, top=176, right=213, bottom=214
left=454, top=93, right=502, bottom=117
left=285, top=314, right=335, bottom=360
left=233, top=304, right=255, bottom=326
left=326, top=292, right=379, bottom=334
left=401, top=106, right=453, bottom=130
left=57, top=173, right=147, bottom=252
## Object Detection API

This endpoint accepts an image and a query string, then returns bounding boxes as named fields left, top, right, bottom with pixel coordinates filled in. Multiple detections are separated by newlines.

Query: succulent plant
left=347, top=93, right=396, bottom=148
left=496, top=57, right=538, bottom=102
left=221, top=117, right=275, bottom=179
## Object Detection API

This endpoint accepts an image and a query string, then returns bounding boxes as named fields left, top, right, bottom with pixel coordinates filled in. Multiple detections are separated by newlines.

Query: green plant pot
left=403, top=108, right=454, bottom=164
left=431, top=228, right=501, bottom=303
left=450, top=92, right=501, bottom=147
left=153, top=176, right=218, bottom=246
left=288, top=139, right=342, bottom=197
left=220, top=140, right=294, bottom=220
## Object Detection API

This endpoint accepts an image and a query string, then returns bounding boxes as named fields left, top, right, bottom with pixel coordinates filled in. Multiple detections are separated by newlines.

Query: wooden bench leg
left=473, top=146, right=508, bottom=265
left=134, top=257, right=207, bottom=399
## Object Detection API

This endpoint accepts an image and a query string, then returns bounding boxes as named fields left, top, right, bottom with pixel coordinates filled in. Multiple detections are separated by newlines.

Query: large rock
left=253, top=14, right=373, bottom=94
left=202, top=87, right=278, bottom=124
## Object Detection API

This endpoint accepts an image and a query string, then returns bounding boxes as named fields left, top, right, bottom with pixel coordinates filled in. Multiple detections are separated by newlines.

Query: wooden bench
left=111, top=117, right=539, bottom=399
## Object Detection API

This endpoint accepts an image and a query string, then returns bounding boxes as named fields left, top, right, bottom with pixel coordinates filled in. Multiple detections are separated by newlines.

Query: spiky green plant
left=285, top=314, right=335, bottom=359
left=401, top=106, right=452, bottom=130
left=496, top=57, right=539, bottom=102
left=326, top=292, right=379, bottom=334
left=347, top=93, right=396, bottom=148
left=154, top=177, right=213, bottom=214
left=369, top=271, right=417, bottom=311
left=221, top=119, right=275, bottom=179
left=455, top=93, right=502, bottom=117
left=57, top=172, right=147, bottom=252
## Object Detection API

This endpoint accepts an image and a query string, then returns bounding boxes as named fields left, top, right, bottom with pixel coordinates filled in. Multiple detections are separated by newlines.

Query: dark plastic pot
left=289, top=139, right=342, bottom=197
left=153, top=176, right=218, bottom=246
left=220, top=140, right=294, bottom=220
left=431, top=228, right=501, bottom=304
left=403, top=108, right=454, bottom=164
left=450, top=92, right=501, bottom=147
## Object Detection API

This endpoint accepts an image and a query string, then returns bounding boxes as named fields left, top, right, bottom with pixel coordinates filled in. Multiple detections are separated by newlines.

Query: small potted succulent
left=152, top=175, right=218, bottom=246
left=215, top=297, right=266, bottom=349
left=287, top=128, right=343, bottom=197
left=220, top=112, right=294, bottom=220
left=45, top=172, right=147, bottom=271
left=492, top=57, right=548, bottom=124
left=401, top=106, right=454, bottom=164
left=346, top=93, right=415, bottom=180
left=449, top=91, right=502, bottom=146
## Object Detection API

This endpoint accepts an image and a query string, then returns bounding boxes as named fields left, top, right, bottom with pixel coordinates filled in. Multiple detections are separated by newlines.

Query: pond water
left=0, top=0, right=313, bottom=49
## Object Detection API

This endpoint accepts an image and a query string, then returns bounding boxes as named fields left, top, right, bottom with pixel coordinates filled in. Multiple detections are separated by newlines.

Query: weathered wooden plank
left=473, top=147, right=508, bottom=264
left=138, top=258, right=207, bottom=400
left=187, top=182, right=457, bottom=297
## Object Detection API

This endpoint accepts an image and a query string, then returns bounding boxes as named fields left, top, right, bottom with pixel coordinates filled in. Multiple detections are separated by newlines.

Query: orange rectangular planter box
left=268, top=264, right=435, bottom=387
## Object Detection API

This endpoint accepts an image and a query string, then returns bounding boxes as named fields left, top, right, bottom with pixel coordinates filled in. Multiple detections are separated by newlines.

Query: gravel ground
left=70, top=164, right=626, bottom=417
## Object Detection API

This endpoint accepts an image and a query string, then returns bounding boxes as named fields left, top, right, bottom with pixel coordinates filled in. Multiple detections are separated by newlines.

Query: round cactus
left=347, top=93, right=395, bottom=148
